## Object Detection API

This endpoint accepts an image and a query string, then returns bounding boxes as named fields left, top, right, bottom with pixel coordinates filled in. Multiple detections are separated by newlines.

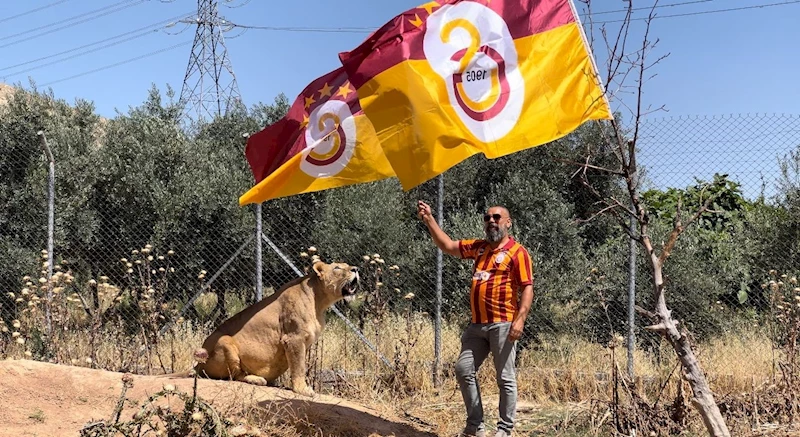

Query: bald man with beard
left=417, top=201, right=534, bottom=437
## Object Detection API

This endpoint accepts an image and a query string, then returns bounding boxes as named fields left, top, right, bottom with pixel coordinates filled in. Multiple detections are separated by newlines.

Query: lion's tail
left=157, top=369, right=194, bottom=379
left=156, top=348, right=209, bottom=379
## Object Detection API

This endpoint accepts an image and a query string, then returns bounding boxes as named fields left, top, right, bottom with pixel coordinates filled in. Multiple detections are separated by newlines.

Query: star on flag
left=408, top=1, right=442, bottom=27
left=298, top=81, right=356, bottom=130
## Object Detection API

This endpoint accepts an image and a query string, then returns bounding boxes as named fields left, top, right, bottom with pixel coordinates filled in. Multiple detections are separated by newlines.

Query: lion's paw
left=242, top=375, right=268, bottom=386
left=292, top=386, right=315, bottom=397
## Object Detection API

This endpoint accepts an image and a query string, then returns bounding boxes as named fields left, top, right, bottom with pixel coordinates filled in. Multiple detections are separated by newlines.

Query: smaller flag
left=239, top=66, right=396, bottom=205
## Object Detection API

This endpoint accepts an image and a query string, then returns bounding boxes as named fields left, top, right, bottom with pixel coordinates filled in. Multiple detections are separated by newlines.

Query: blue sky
left=1, top=0, right=799, bottom=198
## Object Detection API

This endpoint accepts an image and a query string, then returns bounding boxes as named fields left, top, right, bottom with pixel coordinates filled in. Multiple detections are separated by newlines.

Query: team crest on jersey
left=495, top=252, right=506, bottom=264
left=473, top=270, right=491, bottom=282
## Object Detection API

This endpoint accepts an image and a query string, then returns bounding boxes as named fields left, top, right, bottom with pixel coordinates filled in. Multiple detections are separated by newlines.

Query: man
left=417, top=201, right=534, bottom=437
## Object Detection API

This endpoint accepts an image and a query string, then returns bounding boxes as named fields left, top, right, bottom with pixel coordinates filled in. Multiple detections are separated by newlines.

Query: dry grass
left=0, top=248, right=787, bottom=435
left=1, top=295, right=781, bottom=435
left=313, top=313, right=777, bottom=398
left=290, top=314, right=780, bottom=436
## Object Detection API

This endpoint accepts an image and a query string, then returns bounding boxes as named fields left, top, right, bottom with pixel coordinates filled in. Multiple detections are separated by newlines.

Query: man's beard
left=486, top=225, right=505, bottom=243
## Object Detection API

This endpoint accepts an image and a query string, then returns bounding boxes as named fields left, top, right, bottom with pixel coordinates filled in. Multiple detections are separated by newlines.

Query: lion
left=173, top=261, right=360, bottom=397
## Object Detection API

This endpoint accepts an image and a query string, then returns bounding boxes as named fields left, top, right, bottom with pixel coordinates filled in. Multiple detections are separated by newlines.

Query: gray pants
left=455, top=322, right=517, bottom=434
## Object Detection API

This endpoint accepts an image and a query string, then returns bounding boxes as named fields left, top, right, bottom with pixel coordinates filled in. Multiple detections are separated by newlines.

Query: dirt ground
left=0, top=359, right=439, bottom=437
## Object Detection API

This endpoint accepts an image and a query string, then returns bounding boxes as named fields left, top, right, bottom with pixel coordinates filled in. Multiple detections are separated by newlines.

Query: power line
left=0, top=0, right=147, bottom=48
left=224, top=0, right=798, bottom=33
left=0, top=0, right=140, bottom=41
left=0, top=12, right=193, bottom=74
left=597, top=0, right=800, bottom=23
left=4, top=28, right=173, bottom=79
left=0, top=0, right=69, bottom=25
left=41, top=40, right=191, bottom=87
left=28, top=0, right=800, bottom=88
left=589, top=0, right=716, bottom=16
left=226, top=23, right=373, bottom=33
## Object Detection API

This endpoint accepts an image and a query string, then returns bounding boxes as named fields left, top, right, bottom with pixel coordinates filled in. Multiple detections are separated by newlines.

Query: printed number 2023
left=465, top=70, right=488, bottom=82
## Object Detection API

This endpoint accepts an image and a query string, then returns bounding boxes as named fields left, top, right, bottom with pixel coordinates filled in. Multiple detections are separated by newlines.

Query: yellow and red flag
left=239, top=66, right=395, bottom=205
left=338, top=0, right=613, bottom=190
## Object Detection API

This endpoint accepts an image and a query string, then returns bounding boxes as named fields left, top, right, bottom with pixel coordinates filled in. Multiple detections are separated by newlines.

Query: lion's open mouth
left=342, top=273, right=359, bottom=302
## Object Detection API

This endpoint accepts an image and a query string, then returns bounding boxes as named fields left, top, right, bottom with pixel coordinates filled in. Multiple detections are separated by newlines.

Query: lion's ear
left=312, top=261, right=326, bottom=278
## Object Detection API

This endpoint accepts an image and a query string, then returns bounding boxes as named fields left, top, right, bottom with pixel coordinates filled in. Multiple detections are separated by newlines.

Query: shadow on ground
left=258, top=398, right=440, bottom=437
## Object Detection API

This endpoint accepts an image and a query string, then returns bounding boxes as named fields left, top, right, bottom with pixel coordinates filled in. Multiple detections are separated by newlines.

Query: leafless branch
left=553, top=157, right=624, bottom=176
left=603, top=4, right=632, bottom=93
left=640, top=103, right=669, bottom=118
left=644, top=321, right=676, bottom=334
left=631, top=0, right=662, bottom=150
left=575, top=203, right=623, bottom=223
left=635, top=305, right=657, bottom=320
left=575, top=176, right=640, bottom=241
left=658, top=183, right=726, bottom=264
left=645, top=52, right=671, bottom=71
left=577, top=0, right=594, bottom=54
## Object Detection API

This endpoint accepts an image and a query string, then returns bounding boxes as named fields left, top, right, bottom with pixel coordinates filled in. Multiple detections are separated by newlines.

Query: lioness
left=187, top=261, right=359, bottom=397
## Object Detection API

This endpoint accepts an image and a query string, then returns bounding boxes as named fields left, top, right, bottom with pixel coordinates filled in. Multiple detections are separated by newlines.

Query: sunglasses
left=483, top=213, right=504, bottom=222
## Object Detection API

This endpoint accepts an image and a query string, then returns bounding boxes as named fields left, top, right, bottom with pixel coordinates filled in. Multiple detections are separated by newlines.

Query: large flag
left=338, top=0, right=613, bottom=190
left=239, top=66, right=396, bottom=205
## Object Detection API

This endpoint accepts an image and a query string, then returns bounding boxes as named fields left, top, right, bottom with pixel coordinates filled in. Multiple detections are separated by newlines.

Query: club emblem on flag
left=300, top=99, right=357, bottom=178
left=423, top=2, right=524, bottom=142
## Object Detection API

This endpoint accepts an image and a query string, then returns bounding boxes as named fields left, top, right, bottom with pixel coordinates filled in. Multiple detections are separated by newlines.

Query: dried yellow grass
left=1, top=306, right=779, bottom=435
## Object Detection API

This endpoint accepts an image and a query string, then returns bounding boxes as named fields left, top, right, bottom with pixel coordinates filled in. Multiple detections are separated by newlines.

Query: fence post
left=243, top=132, right=263, bottom=303
left=434, top=174, right=444, bottom=387
left=627, top=201, right=637, bottom=380
left=255, top=203, right=263, bottom=301
left=37, top=131, right=54, bottom=336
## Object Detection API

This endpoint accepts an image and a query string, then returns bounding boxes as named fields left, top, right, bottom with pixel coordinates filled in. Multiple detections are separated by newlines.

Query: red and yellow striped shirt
left=459, top=238, right=534, bottom=324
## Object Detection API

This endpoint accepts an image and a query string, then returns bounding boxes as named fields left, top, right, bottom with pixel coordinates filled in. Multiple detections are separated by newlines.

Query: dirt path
left=0, top=359, right=438, bottom=437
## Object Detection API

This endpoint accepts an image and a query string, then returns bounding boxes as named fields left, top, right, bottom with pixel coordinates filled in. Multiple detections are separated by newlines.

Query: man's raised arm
left=417, top=200, right=460, bottom=258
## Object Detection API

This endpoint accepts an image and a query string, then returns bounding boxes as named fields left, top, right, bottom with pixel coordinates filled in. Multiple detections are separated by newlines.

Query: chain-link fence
left=1, top=91, right=800, bottom=404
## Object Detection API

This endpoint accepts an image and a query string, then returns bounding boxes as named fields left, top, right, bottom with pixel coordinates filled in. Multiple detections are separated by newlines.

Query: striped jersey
left=459, top=237, right=534, bottom=324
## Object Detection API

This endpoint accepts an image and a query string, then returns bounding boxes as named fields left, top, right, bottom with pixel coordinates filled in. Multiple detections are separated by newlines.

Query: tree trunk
left=644, top=239, right=731, bottom=437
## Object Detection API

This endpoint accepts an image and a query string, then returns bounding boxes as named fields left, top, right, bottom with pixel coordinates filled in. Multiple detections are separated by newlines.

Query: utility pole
left=178, top=0, right=242, bottom=124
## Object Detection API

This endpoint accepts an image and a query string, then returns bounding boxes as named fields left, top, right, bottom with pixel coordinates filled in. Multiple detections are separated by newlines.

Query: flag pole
left=434, top=173, right=444, bottom=387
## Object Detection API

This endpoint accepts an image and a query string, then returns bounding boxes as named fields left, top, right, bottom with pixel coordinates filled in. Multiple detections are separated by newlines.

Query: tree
left=574, top=1, right=731, bottom=435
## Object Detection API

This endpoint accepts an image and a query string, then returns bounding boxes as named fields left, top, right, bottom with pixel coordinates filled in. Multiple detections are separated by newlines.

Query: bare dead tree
left=573, top=1, right=731, bottom=435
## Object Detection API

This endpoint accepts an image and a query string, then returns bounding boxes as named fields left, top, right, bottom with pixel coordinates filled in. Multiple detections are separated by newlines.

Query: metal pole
left=243, top=132, right=263, bottom=303
left=255, top=203, right=263, bottom=301
left=37, top=131, right=54, bottom=336
left=434, top=174, right=443, bottom=387
left=627, top=205, right=637, bottom=380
